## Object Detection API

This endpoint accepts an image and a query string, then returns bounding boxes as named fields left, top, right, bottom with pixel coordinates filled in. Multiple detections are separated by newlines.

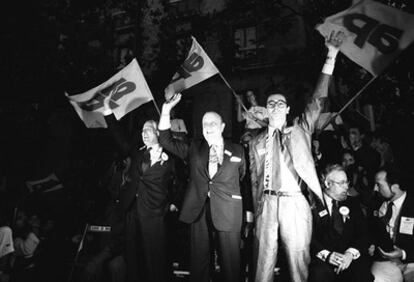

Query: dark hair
left=265, top=91, right=291, bottom=106
left=378, top=164, right=405, bottom=190
left=342, top=149, right=356, bottom=160
left=348, top=123, right=367, bottom=136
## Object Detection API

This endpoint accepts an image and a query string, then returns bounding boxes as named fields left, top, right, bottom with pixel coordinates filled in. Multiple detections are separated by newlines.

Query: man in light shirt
left=248, top=31, right=344, bottom=282
left=370, top=166, right=414, bottom=282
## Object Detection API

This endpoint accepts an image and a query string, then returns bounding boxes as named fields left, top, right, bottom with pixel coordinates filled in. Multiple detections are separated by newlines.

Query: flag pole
left=67, top=223, right=89, bottom=282
left=151, top=98, right=161, bottom=116
left=217, top=71, right=249, bottom=112
left=319, top=75, right=378, bottom=132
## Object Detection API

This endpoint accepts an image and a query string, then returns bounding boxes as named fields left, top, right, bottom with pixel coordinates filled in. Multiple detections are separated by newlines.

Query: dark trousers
left=308, top=255, right=374, bottom=282
left=125, top=209, right=168, bottom=282
left=190, top=199, right=241, bottom=282
left=137, top=213, right=168, bottom=282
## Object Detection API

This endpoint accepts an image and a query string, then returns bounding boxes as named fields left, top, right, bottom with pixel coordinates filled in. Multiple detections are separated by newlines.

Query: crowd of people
left=1, top=32, right=413, bottom=282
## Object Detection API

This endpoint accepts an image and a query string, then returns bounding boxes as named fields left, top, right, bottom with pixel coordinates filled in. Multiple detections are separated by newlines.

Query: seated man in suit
left=309, top=164, right=374, bottom=282
left=370, top=165, right=414, bottom=282
left=158, top=93, right=252, bottom=282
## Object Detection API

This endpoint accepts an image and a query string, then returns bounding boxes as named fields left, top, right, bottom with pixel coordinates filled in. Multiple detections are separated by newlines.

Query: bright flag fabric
left=66, top=59, right=153, bottom=128
left=26, top=173, right=63, bottom=193
left=316, top=0, right=414, bottom=76
left=164, top=36, right=219, bottom=95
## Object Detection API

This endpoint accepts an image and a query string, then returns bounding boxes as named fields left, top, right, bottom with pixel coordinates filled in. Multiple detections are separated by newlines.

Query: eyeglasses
left=267, top=100, right=288, bottom=109
left=329, top=180, right=350, bottom=187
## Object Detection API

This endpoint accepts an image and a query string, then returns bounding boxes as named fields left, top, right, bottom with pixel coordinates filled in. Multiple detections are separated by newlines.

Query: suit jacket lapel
left=199, top=141, right=210, bottom=179
left=254, top=131, right=267, bottom=164
left=137, top=149, right=147, bottom=175
left=318, top=197, right=330, bottom=227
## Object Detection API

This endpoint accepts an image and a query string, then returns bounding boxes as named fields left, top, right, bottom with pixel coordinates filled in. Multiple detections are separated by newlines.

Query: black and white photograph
left=1, top=0, right=414, bottom=281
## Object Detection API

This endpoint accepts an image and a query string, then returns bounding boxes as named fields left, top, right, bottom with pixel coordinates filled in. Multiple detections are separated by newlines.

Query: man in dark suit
left=309, top=164, right=374, bottom=282
left=158, top=93, right=252, bottom=282
left=370, top=166, right=414, bottom=282
left=248, top=32, right=343, bottom=282
left=103, top=106, right=175, bottom=282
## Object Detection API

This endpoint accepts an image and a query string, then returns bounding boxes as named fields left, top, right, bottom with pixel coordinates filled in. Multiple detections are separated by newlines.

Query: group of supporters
left=1, top=33, right=412, bottom=282
left=77, top=31, right=412, bottom=282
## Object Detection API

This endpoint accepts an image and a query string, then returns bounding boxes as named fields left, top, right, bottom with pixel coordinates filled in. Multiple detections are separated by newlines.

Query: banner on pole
left=66, top=59, right=154, bottom=128
left=26, top=173, right=63, bottom=193
left=316, top=0, right=414, bottom=76
left=164, top=36, right=219, bottom=96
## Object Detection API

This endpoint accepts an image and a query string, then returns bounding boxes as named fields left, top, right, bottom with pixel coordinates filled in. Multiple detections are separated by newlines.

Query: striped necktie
left=209, top=145, right=219, bottom=178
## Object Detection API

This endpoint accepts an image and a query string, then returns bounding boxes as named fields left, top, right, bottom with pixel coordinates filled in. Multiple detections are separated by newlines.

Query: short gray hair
left=321, top=163, right=346, bottom=184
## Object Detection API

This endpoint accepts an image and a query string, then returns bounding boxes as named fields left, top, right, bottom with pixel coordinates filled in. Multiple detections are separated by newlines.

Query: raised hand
left=326, top=30, right=345, bottom=50
left=162, top=93, right=182, bottom=114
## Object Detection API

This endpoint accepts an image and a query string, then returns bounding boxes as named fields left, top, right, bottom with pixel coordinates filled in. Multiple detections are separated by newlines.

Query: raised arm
left=300, top=31, right=344, bottom=133
left=158, top=94, right=190, bottom=160
left=235, top=95, right=245, bottom=122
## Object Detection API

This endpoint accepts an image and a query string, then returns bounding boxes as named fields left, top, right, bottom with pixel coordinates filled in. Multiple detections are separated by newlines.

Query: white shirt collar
left=147, top=143, right=160, bottom=151
left=391, top=191, right=407, bottom=210
left=268, top=124, right=289, bottom=136
left=323, top=192, right=341, bottom=214
left=208, top=138, right=224, bottom=148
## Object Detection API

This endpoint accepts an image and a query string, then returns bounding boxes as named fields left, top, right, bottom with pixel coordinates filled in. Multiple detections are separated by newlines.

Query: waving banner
left=316, top=0, right=414, bottom=76
left=26, top=173, right=63, bottom=193
left=164, top=36, right=219, bottom=96
left=66, top=59, right=153, bottom=128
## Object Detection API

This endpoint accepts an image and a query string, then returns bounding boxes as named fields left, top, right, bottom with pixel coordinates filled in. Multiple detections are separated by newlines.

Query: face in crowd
left=324, top=168, right=350, bottom=202
left=348, top=127, right=363, bottom=148
left=342, top=152, right=355, bottom=168
left=142, top=120, right=159, bottom=147
left=374, top=170, right=395, bottom=200
left=246, top=90, right=258, bottom=107
left=266, top=94, right=290, bottom=127
left=202, top=112, right=225, bottom=145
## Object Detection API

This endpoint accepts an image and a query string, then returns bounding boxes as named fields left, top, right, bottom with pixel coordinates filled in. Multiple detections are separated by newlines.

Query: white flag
left=26, top=173, right=63, bottom=193
left=165, top=36, right=219, bottom=96
left=66, top=59, right=154, bottom=128
left=316, top=0, right=414, bottom=76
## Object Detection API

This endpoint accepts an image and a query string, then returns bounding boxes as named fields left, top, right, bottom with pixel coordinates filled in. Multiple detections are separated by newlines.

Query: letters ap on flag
left=164, top=36, right=219, bottom=96
left=316, top=0, right=414, bottom=76
left=65, top=59, right=154, bottom=128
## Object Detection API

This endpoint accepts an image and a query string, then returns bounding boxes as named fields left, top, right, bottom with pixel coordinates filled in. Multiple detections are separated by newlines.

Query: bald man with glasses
left=248, top=31, right=344, bottom=282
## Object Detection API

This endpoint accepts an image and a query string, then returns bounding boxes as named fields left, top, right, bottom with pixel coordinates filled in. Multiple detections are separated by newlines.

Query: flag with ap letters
left=66, top=59, right=154, bottom=128
left=164, top=36, right=219, bottom=96
left=316, top=0, right=414, bottom=76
